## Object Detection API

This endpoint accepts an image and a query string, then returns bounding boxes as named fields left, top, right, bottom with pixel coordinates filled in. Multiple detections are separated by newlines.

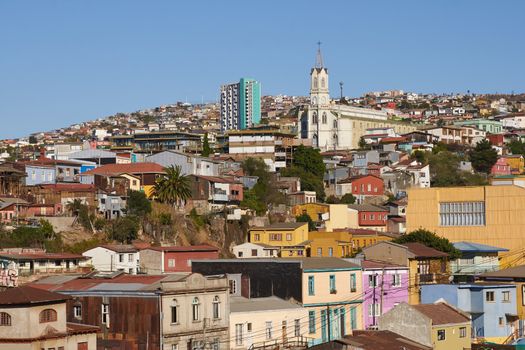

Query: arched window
left=321, top=77, right=325, bottom=88
left=0, top=312, right=11, bottom=326
left=313, top=77, right=318, bottom=88
left=192, top=297, right=200, bottom=321
left=39, top=309, right=57, bottom=323
left=171, top=299, right=179, bottom=324
left=322, top=112, right=327, bottom=124
left=312, top=112, right=318, bottom=124
left=312, top=97, right=317, bottom=105
left=333, top=119, right=338, bottom=128
left=212, top=296, right=220, bottom=319
left=313, top=134, right=318, bottom=148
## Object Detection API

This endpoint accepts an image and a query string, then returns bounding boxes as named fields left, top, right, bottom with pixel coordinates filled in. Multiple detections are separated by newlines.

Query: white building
left=232, top=243, right=279, bottom=259
left=82, top=245, right=140, bottom=274
left=230, top=296, right=309, bottom=350
left=146, top=150, right=223, bottom=176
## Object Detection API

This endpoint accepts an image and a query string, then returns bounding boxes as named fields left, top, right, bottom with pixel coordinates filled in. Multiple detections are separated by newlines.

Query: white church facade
left=299, top=47, right=416, bottom=150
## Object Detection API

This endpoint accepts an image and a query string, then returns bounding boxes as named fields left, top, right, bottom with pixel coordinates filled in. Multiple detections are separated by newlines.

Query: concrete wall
left=378, top=303, right=432, bottom=347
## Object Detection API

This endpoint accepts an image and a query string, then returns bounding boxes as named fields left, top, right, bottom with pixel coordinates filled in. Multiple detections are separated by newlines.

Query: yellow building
left=379, top=302, right=471, bottom=350
left=249, top=222, right=310, bottom=257
left=308, top=229, right=396, bottom=258
left=407, top=185, right=525, bottom=266
left=503, top=155, right=525, bottom=174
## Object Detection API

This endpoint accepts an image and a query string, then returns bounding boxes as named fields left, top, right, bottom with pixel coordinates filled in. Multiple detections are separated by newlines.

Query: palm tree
left=66, top=199, right=83, bottom=216
left=152, top=165, right=192, bottom=208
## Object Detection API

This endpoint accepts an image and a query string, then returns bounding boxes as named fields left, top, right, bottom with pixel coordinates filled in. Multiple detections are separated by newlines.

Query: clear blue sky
left=1, top=0, right=524, bottom=139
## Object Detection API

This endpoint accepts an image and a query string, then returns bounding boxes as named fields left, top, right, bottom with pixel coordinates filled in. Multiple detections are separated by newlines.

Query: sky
left=0, top=0, right=524, bottom=139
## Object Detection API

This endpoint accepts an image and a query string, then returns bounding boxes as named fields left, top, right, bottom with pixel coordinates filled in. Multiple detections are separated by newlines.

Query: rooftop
left=336, top=330, right=432, bottom=350
left=480, top=265, right=525, bottom=279
left=81, top=162, right=165, bottom=176
left=453, top=241, right=509, bottom=253
left=412, top=302, right=470, bottom=325
left=0, top=285, right=69, bottom=306
left=402, top=242, right=449, bottom=258
left=250, top=222, right=308, bottom=230
left=144, top=244, right=219, bottom=253
left=230, top=296, right=302, bottom=313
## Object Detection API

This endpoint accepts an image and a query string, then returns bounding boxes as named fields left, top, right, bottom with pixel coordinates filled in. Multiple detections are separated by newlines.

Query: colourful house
left=335, top=175, right=384, bottom=204
left=139, top=245, right=219, bottom=273
left=249, top=222, right=310, bottom=257
left=491, top=157, right=511, bottom=176
left=421, top=283, right=518, bottom=343
left=379, top=302, right=471, bottom=350
left=503, top=154, right=525, bottom=174
left=361, top=260, right=409, bottom=329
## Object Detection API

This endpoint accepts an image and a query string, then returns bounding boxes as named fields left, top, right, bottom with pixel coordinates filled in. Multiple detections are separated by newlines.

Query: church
left=299, top=46, right=416, bottom=150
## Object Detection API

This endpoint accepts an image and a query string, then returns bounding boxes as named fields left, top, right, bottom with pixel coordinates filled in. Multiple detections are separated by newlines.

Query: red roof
left=380, top=136, right=407, bottom=143
left=32, top=274, right=168, bottom=292
left=403, top=242, right=449, bottom=258
left=81, top=162, right=165, bottom=176
left=413, top=303, right=470, bottom=325
left=0, top=286, right=69, bottom=306
left=193, top=175, right=240, bottom=184
left=0, top=252, right=87, bottom=260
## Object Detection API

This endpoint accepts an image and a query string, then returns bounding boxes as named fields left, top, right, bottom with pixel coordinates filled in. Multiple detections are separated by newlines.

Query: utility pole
left=326, top=305, right=331, bottom=343
left=372, top=273, right=378, bottom=327
left=379, top=267, right=385, bottom=320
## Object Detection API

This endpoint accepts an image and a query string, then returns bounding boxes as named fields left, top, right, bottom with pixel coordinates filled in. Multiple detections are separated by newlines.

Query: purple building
left=361, top=260, right=409, bottom=329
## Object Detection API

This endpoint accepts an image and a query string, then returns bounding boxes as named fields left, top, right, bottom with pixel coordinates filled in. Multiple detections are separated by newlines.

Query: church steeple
left=310, top=42, right=329, bottom=107
left=315, top=41, right=324, bottom=68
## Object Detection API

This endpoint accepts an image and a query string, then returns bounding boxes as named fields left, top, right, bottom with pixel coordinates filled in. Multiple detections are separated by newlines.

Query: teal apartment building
left=220, top=78, right=261, bottom=131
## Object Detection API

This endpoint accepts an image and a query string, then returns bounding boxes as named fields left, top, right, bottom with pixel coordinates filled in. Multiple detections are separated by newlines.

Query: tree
left=66, top=199, right=83, bottom=216
left=152, top=165, right=192, bottom=207
left=126, top=190, right=152, bottom=217
left=292, top=145, right=326, bottom=178
left=411, top=150, right=428, bottom=164
left=296, top=213, right=316, bottom=231
left=507, top=139, right=525, bottom=156
left=340, top=193, right=356, bottom=204
left=470, top=139, right=498, bottom=174
left=240, top=158, right=286, bottom=213
left=325, top=195, right=340, bottom=204
left=428, top=151, right=488, bottom=187
left=201, top=133, right=212, bottom=157
left=106, top=216, right=139, bottom=243
left=393, top=228, right=461, bottom=259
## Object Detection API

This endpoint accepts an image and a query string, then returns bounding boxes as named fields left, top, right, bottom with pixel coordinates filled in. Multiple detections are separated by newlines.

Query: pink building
left=361, top=260, right=409, bottom=329
left=491, top=158, right=511, bottom=176
left=139, top=245, right=220, bottom=273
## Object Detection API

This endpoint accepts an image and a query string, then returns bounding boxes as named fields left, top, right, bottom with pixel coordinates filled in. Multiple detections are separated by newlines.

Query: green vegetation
left=152, top=165, right=192, bottom=207
left=295, top=213, right=316, bottom=231
left=127, top=190, right=152, bottom=217
left=325, top=193, right=355, bottom=204
left=393, top=228, right=461, bottom=259
left=280, top=145, right=326, bottom=201
left=106, top=216, right=139, bottom=243
left=469, top=139, right=498, bottom=174
left=201, top=133, right=212, bottom=157
left=240, top=158, right=285, bottom=214
left=189, top=208, right=206, bottom=228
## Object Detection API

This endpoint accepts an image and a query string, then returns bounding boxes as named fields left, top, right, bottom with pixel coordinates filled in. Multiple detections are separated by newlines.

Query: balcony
left=418, top=273, right=435, bottom=284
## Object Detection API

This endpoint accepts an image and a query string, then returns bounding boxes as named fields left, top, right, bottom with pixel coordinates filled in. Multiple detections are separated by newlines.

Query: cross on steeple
left=315, top=41, right=324, bottom=68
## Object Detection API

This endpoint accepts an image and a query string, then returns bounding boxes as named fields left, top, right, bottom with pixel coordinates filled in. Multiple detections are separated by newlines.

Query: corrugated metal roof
left=230, top=296, right=303, bottom=313
left=453, top=241, right=509, bottom=253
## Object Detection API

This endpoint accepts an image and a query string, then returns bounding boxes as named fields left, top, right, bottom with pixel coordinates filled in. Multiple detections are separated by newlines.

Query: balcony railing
left=418, top=273, right=435, bottom=284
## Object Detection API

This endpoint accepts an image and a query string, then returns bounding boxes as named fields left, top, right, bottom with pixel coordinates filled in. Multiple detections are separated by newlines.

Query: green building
left=220, top=77, right=261, bottom=131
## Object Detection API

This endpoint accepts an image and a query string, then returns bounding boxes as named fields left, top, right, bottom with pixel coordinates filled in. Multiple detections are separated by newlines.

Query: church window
left=321, top=78, right=326, bottom=88
left=333, top=120, right=338, bottom=128
left=313, top=78, right=318, bottom=88
left=313, top=112, right=318, bottom=124
left=322, top=112, right=327, bottom=124
left=312, top=97, right=317, bottom=105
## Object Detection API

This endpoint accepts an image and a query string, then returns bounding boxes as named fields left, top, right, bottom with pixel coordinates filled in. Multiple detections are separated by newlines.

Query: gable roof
left=0, top=285, right=69, bottom=306
left=251, top=222, right=308, bottom=230
left=402, top=242, right=449, bottom=258
left=480, top=265, right=525, bottom=279
left=337, top=330, right=432, bottom=350
left=144, top=244, right=219, bottom=253
left=412, top=302, right=470, bottom=325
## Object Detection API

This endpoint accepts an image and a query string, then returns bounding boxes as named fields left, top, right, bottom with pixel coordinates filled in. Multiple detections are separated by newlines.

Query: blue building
left=421, top=283, right=518, bottom=342
left=220, top=78, right=261, bottom=131
left=25, top=159, right=84, bottom=185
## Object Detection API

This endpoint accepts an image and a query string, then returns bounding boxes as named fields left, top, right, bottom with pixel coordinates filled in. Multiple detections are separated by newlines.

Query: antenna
left=339, top=81, right=344, bottom=100
left=315, top=41, right=324, bottom=68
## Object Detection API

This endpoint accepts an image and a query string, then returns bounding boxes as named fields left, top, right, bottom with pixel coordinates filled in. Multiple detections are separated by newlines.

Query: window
left=55, top=260, right=61, bottom=267
left=294, top=319, right=300, bottom=337
left=392, top=274, right=401, bottom=287
left=270, top=234, right=282, bottom=241
left=308, top=311, right=316, bottom=333
left=368, top=275, right=377, bottom=288
left=266, top=321, right=272, bottom=339
left=229, top=279, right=237, bottom=294
left=503, top=291, right=510, bottom=302
left=192, top=297, right=200, bottom=321
left=247, top=323, right=252, bottom=332
left=172, top=344, right=179, bottom=350
left=39, top=309, right=57, bottom=323
left=368, top=303, right=381, bottom=317
left=102, top=304, right=109, bottom=325
left=168, top=259, right=176, bottom=268
left=499, top=317, right=504, bottom=326
left=128, top=254, right=133, bottom=262
left=486, top=291, right=495, bottom=302
left=329, top=275, right=336, bottom=293
left=308, top=276, right=315, bottom=296
left=73, top=305, right=82, bottom=318
left=238, top=251, right=243, bottom=257
left=322, top=112, right=327, bottom=124
left=328, top=247, right=333, bottom=257
left=460, top=327, right=467, bottom=338
left=235, top=324, right=243, bottom=345
left=350, top=273, right=357, bottom=292
left=437, top=329, right=446, bottom=341
left=316, top=248, right=322, bottom=257
left=254, top=234, right=260, bottom=241
left=119, top=254, right=124, bottom=263
left=286, top=233, right=292, bottom=241
left=251, top=249, right=258, bottom=257
left=171, top=300, right=178, bottom=324
left=213, top=296, right=220, bottom=319
left=0, top=312, right=11, bottom=326
left=439, top=201, right=486, bottom=226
